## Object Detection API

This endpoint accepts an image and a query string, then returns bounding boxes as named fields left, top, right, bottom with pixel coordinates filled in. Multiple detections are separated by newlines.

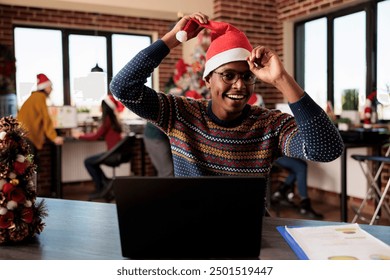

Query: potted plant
left=337, top=117, right=352, bottom=131
left=76, top=107, right=91, bottom=123
left=341, top=89, right=360, bottom=125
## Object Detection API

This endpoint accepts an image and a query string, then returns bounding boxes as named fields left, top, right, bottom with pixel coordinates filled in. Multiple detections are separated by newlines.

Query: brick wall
left=0, top=0, right=361, bottom=107
left=213, top=0, right=360, bottom=107
left=0, top=5, right=173, bottom=196
left=213, top=0, right=283, bottom=108
left=0, top=4, right=181, bottom=91
left=35, top=142, right=56, bottom=197
left=3, top=0, right=387, bottom=199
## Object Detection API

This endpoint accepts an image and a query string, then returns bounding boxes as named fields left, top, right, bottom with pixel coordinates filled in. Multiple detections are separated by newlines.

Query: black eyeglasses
left=213, top=71, right=256, bottom=85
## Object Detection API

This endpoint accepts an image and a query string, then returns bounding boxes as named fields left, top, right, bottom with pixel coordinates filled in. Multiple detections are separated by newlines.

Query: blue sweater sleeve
left=286, top=94, right=344, bottom=161
left=110, top=40, right=170, bottom=121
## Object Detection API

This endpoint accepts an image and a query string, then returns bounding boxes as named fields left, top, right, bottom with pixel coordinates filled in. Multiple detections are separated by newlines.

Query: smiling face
left=205, top=61, right=255, bottom=121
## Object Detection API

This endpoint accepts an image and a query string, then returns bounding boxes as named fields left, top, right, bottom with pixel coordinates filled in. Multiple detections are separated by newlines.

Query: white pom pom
left=7, top=200, right=18, bottom=210
left=24, top=200, right=32, bottom=207
left=16, top=154, right=25, bottom=163
left=0, top=207, right=7, bottom=215
left=0, top=131, right=6, bottom=140
left=176, top=30, right=188, bottom=42
left=9, top=172, right=16, bottom=179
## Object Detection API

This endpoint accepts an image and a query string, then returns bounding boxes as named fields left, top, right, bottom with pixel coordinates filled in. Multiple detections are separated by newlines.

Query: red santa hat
left=103, top=95, right=125, bottom=112
left=36, top=73, right=52, bottom=90
left=247, top=93, right=264, bottom=107
left=176, top=18, right=253, bottom=79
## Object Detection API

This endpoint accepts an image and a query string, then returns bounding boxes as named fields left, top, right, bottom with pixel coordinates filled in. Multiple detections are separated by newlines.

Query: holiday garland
left=0, top=116, right=47, bottom=244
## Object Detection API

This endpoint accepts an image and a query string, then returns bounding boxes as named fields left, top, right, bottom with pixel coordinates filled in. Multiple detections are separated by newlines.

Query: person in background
left=143, top=122, right=174, bottom=177
left=17, top=73, right=64, bottom=167
left=143, top=79, right=174, bottom=177
left=73, top=95, right=123, bottom=198
left=110, top=12, right=343, bottom=178
left=272, top=156, right=324, bottom=219
left=248, top=95, right=323, bottom=219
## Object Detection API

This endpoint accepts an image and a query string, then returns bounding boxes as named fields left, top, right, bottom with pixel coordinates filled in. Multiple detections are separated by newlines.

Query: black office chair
left=351, top=144, right=390, bottom=225
left=89, top=134, right=136, bottom=202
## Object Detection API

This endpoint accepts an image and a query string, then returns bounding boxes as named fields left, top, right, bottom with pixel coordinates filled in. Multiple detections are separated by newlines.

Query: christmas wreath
left=0, top=116, right=47, bottom=244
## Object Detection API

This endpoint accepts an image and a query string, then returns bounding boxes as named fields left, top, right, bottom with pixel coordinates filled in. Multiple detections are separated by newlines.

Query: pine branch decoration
left=0, top=116, right=47, bottom=244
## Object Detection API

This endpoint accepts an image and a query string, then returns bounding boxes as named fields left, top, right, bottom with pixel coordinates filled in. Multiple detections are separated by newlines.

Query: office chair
left=351, top=144, right=390, bottom=225
left=89, top=134, right=136, bottom=202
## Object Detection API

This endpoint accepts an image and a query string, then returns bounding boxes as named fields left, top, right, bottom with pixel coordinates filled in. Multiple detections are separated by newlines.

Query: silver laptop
left=113, top=176, right=267, bottom=259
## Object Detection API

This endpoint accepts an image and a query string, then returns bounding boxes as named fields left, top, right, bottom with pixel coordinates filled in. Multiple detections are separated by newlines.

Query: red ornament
left=9, top=187, right=26, bottom=204
left=0, top=211, right=14, bottom=229
left=2, top=183, right=14, bottom=195
left=21, top=207, right=34, bottom=223
left=13, top=161, right=28, bottom=175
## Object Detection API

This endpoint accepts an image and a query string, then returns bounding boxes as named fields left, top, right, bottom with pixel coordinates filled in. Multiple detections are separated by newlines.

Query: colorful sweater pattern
left=110, top=40, right=344, bottom=177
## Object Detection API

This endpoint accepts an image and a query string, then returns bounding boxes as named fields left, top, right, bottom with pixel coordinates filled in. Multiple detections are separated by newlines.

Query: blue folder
left=276, top=226, right=309, bottom=260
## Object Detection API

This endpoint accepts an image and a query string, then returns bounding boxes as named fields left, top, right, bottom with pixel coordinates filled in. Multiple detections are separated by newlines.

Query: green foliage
left=77, top=107, right=90, bottom=113
left=342, top=89, right=359, bottom=110
left=337, top=117, right=352, bottom=124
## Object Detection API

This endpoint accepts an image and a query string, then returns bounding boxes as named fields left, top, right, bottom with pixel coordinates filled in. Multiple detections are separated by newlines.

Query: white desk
left=61, top=139, right=131, bottom=183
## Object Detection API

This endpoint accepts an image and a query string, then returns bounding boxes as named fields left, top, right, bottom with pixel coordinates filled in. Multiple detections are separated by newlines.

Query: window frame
left=13, top=25, right=152, bottom=106
left=294, top=0, right=378, bottom=110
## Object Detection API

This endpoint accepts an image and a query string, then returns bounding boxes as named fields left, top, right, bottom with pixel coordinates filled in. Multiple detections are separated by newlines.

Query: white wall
left=307, top=147, right=369, bottom=199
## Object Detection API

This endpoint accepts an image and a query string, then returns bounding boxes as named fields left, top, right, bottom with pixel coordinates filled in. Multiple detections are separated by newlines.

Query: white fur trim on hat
left=203, top=47, right=251, bottom=79
left=37, top=80, right=52, bottom=90
left=104, top=97, right=116, bottom=111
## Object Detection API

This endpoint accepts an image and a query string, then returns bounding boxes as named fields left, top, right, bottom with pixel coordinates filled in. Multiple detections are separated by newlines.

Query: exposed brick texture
left=0, top=0, right=362, bottom=107
left=1, top=0, right=387, bottom=201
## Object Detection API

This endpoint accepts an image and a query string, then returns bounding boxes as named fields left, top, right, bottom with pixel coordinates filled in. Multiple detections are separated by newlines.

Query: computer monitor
left=48, top=106, right=78, bottom=129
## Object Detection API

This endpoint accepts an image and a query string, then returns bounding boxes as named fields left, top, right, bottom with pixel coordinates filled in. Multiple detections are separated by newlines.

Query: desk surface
left=1, top=198, right=389, bottom=260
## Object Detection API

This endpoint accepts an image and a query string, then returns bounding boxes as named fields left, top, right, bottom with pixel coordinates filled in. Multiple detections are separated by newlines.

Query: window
left=112, top=34, right=152, bottom=86
left=295, top=17, right=327, bottom=110
left=69, top=34, right=108, bottom=107
left=377, top=0, right=390, bottom=119
left=295, top=0, right=389, bottom=120
left=14, top=26, right=152, bottom=109
left=333, top=12, right=366, bottom=115
left=14, top=27, right=64, bottom=106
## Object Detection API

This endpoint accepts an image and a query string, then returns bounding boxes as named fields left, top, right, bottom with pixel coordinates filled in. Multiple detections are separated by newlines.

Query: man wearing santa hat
left=17, top=73, right=64, bottom=166
left=110, top=12, right=344, bottom=178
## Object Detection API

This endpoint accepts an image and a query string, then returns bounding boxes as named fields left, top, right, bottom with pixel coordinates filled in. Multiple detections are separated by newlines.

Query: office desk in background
left=0, top=198, right=389, bottom=260
left=51, top=135, right=149, bottom=198
left=339, top=129, right=389, bottom=222
left=308, top=129, right=389, bottom=223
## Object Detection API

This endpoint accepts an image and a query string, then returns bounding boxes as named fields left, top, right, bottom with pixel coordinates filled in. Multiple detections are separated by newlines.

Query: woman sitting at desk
left=73, top=95, right=124, bottom=199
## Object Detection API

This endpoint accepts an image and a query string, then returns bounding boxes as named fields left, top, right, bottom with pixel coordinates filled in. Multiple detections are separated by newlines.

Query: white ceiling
left=0, top=0, right=214, bottom=20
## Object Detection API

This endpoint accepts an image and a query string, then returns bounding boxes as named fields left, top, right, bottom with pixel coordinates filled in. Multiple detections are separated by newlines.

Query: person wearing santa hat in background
left=17, top=73, right=64, bottom=169
left=363, top=91, right=377, bottom=127
left=110, top=12, right=343, bottom=182
left=72, top=94, right=124, bottom=199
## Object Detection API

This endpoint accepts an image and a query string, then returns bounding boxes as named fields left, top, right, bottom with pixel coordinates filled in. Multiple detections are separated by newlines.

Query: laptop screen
left=113, top=176, right=267, bottom=260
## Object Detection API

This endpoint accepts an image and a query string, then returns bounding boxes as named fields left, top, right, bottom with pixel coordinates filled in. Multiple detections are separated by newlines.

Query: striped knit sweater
left=110, top=40, right=344, bottom=177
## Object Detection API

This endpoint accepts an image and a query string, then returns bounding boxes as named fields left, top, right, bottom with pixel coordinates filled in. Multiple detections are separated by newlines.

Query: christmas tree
left=0, top=116, right=47, bottom=244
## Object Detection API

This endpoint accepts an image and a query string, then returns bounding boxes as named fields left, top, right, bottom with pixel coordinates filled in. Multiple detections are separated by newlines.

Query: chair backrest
left=93, top=135, right=136, bottom=168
